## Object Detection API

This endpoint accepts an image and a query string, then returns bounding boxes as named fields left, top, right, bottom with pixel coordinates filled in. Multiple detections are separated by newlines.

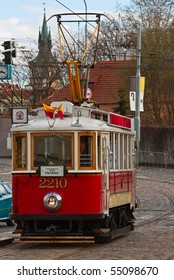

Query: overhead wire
left=59, top=23, right=88, bottom=61
left=54, top=0, right=111, bottom=28
left=54, top=0, right=117, bottom=36
left=54, top=0, right=139, bottom=67
left=54, top=0, right=103, bottom=63
left=54, top=0, right=138, bottom=63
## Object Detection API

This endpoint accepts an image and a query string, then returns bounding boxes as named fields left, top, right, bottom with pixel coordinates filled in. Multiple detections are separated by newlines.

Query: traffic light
left=2, top=40, right=16, bottom=65
left=2, top=41, right=11, bottom=64
left=11, top=40, right=16, bottom=58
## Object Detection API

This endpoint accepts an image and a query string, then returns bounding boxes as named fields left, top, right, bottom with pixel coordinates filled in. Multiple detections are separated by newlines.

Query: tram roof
left=11, top=101, right=134, bottom=133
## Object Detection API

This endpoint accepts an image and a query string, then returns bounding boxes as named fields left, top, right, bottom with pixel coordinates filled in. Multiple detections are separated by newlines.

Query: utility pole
left=83, top=0, right=87, bottom=65
left=135, top=26, right=141, bottom=166
left=83, top=0, right=89, bottom=100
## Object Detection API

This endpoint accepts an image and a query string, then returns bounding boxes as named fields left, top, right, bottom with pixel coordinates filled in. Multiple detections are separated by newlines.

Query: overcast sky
left=0, top=0, right=131, bottom=45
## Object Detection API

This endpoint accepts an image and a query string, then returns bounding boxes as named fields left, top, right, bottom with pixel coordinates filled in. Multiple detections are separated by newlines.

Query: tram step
left=12, top=235, right=95, bottom=244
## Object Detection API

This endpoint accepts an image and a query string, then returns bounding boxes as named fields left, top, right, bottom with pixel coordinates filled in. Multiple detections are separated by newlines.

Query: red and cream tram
left=11, top=101, right=136, bottom=243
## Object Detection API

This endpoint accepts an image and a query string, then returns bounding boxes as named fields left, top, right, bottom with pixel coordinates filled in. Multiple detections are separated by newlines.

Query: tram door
left=101, top=133, right=110, bottom=215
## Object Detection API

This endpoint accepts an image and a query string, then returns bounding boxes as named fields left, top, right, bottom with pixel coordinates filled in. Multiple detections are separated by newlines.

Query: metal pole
left=83, top=0, right=88, bottom=100
left=83, top=0, right=87, bottom=65
left=135, top=26, right=141, bottom=166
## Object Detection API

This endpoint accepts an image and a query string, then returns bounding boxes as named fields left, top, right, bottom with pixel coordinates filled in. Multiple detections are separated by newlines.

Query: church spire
left=38, top=7, right=52, bottom=46
left=29, top=6, right=57, bottom=65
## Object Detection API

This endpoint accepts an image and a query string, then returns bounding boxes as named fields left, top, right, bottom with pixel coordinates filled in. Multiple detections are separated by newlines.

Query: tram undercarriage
left=12, top=205, right=135, bottom=243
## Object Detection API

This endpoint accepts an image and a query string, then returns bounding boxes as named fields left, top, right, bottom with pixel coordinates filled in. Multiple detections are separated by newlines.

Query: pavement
left=0, top=157, right=12, bottom=183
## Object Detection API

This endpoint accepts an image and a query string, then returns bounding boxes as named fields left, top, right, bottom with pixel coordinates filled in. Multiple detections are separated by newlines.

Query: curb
left=0, top=238, right=13, bottom=246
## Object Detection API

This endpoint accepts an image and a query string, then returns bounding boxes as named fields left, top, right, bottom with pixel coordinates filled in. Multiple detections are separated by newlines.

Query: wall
left=141, top=127, right=174, bottom=166
left=0, top=117, right=12, bottom=157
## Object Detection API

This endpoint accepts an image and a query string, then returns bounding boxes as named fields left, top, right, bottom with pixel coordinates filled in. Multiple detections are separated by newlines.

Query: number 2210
left=39, top=178, right=68, bottom=189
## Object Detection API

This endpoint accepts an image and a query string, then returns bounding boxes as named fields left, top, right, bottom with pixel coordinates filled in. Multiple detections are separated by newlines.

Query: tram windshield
left=32, top=133, right=73, bottom=168
left=13, top=132, right=99, bottom=171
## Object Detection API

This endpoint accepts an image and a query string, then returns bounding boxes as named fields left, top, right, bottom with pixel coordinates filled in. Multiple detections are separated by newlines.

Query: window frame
left=97, top=133, right=102, bottom=170
left=13, top=133, right=28, bottom=170
left=78, top=132, right=96, bottom=170
left=109, top=132, right=134, bottom=171
left=31, top=132, right=74, bottom=170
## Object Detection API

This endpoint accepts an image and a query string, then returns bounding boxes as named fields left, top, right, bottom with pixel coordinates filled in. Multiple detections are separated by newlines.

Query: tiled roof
left=39, top=60, right=130, bottom=111
left=0, top=84, right=31, bottom=99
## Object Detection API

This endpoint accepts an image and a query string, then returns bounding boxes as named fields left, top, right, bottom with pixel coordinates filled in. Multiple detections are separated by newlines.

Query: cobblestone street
left=1, top=158, right=174, bottom=259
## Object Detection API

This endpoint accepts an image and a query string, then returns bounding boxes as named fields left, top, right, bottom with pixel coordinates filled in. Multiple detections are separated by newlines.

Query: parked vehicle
left=0, top=182, right=14, bottom=226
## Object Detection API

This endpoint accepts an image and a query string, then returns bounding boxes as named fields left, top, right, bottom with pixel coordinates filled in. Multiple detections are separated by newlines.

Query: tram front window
left=32, top=133, right=73, bottom=169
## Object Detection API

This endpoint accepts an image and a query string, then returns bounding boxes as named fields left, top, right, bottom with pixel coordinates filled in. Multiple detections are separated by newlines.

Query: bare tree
left=117, top=0, right=174, bottom=125
left=0, top=49, right=32, bottom=115
left=0, top=40, right=65, bottom=112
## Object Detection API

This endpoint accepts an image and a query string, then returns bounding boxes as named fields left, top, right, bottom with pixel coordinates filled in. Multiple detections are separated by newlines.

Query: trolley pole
left=135, top=26, right=141, bottom=166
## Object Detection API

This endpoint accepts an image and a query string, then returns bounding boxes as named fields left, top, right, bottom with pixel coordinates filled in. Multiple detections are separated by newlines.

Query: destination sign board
left=40, top=166, right=65, bottom=177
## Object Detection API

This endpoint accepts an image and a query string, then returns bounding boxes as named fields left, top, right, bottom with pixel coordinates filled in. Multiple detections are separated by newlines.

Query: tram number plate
left=39, top=178, right=67, bottom=189
left=39, top=166, right=64, bottom=177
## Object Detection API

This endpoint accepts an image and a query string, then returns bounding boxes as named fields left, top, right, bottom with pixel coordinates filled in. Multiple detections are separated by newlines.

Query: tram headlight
left=43, top=193, right=62, bottom=211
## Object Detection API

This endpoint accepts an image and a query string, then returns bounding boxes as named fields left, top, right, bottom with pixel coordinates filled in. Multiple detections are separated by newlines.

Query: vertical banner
left=130, top=76, right=145, bottom=112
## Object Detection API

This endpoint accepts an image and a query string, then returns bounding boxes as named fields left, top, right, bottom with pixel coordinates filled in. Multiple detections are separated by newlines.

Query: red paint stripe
left=109, top=113, right=131, bottom=129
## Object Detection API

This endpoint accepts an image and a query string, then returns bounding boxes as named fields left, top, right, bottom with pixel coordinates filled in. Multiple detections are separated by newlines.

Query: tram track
left=0, top=240, right=96, bottom=259
left=0, top=227, right=96, bottom=260
left=135, top=177, right=174, bottom=228
left=0, top=242, right=38, bottom=259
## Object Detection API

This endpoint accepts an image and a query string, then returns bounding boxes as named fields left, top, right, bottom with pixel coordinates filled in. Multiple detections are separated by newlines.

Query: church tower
left=33, top=8, right=55, bottom=65
left=29, top=8, right=60, bottom=105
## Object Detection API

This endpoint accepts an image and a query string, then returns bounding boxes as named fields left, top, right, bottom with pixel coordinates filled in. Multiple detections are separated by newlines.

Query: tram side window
left=120, top=134, right=124, bottom=169
left=97, top=135, right=101, bottom=169
left=110, top=133, right=113, bottom=169
left=129, top=136, right=133, bottom=169
left=115, top=133, right=119, bottom=169
left=79, top=135, right=94, bottom=168
left=32, top=134, right=73, bottom=169
left=14, top=134, right=27, bottom=169
left=124, top=135, right=128, bottom=169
